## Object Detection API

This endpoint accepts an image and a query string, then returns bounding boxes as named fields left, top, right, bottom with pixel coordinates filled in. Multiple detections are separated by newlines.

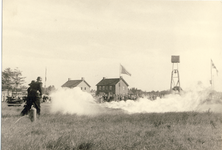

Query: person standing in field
left=20, top=80, right=35, bottom=116
left=30, top=76, right=43, bottom=116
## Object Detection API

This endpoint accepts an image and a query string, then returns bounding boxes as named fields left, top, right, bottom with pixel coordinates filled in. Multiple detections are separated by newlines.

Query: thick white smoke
left=102, top=84, right=222, bottom=113
left=50, top=86, right=222, bottom=115
left=50, top=87, right=105, bottom=115
left=102, top=91, right=221, bottom=113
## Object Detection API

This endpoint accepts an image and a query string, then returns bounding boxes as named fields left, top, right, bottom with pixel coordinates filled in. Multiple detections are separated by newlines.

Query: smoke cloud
left=103, top=90, right=222, bottom=113
left=50, top=86, right=222, bottom=115
left=50, top=87, right=105, bottom=115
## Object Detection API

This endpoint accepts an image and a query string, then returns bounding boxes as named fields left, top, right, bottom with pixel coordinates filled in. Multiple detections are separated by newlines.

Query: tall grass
left=1, top=102, right=222, bottom=150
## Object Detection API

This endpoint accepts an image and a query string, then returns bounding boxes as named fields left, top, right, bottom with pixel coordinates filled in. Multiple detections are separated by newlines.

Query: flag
left=211, top=59, right=217, bottom=69
left=120, top=64, right=131, bottom=76
left=211, top=59, right=218, bottom=75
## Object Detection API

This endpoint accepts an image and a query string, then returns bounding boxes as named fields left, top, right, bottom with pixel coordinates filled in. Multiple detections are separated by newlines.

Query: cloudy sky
left=2, top=0, right=222, bottom=91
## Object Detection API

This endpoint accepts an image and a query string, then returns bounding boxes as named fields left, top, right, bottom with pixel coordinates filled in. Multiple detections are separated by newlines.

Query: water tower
left=170, top=55, right=182, bottom=92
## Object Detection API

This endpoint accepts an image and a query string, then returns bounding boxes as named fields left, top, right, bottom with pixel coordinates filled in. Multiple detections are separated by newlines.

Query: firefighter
left=20, top=80, right=35, bottom=116
left=29, top=76, right=43, bottom=116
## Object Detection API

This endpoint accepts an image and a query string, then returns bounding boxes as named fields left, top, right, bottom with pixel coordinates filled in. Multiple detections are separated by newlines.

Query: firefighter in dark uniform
left=21, top=80, right=35, bottom=116
left=30, top=77, right=43, bottom=116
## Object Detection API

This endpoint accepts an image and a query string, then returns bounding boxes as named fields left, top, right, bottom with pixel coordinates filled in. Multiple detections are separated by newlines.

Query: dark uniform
left=30, top=78, right=43, bottom=115
left=21, top=80, right=35, bottom=116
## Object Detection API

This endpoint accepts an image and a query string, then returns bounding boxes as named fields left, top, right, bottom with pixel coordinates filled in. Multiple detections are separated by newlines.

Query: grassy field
left=1, top=102, right=222, bottom=150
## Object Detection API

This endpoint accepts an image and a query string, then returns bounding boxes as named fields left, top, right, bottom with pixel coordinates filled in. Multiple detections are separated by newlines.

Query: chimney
left=81, top=77, right=85, bottom=81
left=103, top=77, right=106, bottom=80
left=68, top=78, right=71, bottom=81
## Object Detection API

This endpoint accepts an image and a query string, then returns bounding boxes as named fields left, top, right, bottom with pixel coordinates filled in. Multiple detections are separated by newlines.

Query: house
left=96, top=76, right=129, bottom=96
left=61, top=77, right=91, bottom=92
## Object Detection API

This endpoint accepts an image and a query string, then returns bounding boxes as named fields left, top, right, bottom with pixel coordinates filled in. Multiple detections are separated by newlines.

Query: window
left=103, top=86, right=105, bottom=90
left=99, top=86, right=101, bottom=90
left=81, top=87, right=83, bottom=90
left=106, top=86, right=108, bottom=90
left=123, top=86, right=125, bottom=90
left=84, top=87, right=86, bottom=90
left=110, top=86, right=112, bottom=90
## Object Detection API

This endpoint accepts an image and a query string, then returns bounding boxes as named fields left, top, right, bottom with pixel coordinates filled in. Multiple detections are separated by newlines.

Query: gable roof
left=61, top=80, right=91, bottom=88
left=96, top=77, right=129, bottom=86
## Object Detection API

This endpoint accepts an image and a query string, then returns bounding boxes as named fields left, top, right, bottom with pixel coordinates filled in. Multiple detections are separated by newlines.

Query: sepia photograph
left=2, top=0, right=222, bottom=149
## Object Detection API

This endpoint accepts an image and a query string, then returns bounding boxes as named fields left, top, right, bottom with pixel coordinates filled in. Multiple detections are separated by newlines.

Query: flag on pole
left=120, top=64, right=131, bottom=76
left=211, top=59, right=216, bottom=69
left=211, top=59, right=218, bottom=75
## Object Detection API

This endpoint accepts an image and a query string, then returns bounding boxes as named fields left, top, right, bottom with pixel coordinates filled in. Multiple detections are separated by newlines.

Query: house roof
left=96, top=77, right=129, bottom=86
left=61, top=80, right=91, bottom=88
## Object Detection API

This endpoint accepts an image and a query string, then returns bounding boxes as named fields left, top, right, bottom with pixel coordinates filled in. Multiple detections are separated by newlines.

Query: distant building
left=96, top=76, right=129, bottom=96
left=61, top=77, right=91, bottom=92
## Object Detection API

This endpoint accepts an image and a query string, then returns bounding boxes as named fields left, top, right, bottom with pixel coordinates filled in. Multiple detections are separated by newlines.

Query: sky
left=2, top=0, right=222, bottom=92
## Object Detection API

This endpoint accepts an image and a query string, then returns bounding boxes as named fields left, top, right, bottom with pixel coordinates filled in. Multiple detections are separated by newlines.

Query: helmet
left=37, top=77, right=42, bottom=82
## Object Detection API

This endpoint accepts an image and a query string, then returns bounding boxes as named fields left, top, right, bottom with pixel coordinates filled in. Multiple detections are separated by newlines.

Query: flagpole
left=45, top=67, right=47, bottom=94
left=119, top=64, right=121, bottom=97
left=211, top=59, right=216, bottom=90
left=119, top=63, right=121, bottom=78
left=211, top=60, right=212, bottom=88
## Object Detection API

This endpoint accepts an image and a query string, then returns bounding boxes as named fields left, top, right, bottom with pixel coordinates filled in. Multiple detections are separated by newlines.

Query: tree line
left=2, top=67, right=169, bottom=98
left=2, top=68, right=25, bottom=95
left=2, top=67, right=55, bottom=96
left=129, top=87, right=171, bottom=99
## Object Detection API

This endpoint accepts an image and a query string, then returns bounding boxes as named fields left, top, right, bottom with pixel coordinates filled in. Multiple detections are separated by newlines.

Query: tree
left=129, top=87, right=143, bottom=97
left=2, top=67, right=26, bottom=95
left=44, top=85, right=56, bottom=95
left=2, top=68, right=14, bottom=93
left=12, top=68, right=26, bottom=94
